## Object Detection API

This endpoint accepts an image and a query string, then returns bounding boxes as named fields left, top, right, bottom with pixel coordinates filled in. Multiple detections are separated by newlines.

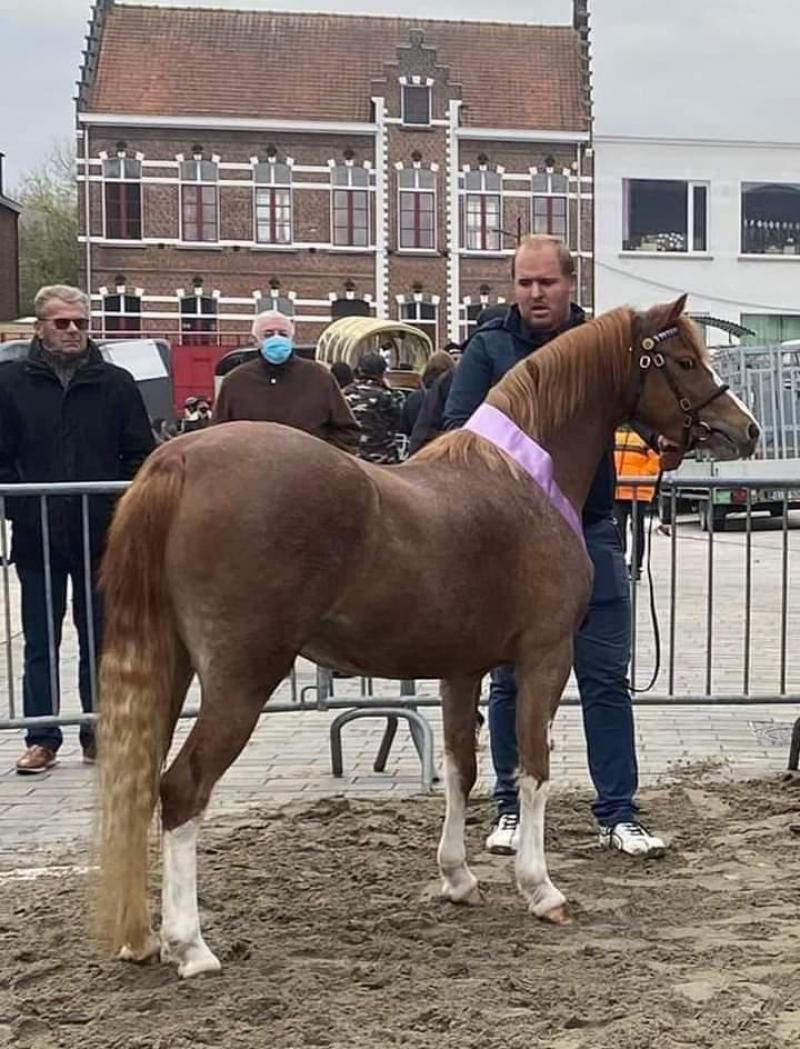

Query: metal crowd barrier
left=0, top=479, right=798, bottom=784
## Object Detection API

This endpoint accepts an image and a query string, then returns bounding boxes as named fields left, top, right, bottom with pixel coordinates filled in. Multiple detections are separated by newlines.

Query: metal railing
left=713, top=345, right=800, bottom=460
left=0, top=478, right=797, bottom=781
left=623, top=476, right=797, bottom=705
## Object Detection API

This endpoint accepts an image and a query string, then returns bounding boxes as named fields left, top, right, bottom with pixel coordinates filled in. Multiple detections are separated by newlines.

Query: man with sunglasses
left=0, top=285, right=154, bottom=773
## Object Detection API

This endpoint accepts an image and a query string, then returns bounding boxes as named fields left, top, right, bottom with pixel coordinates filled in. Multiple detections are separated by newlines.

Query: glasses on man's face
left=46, top=318, right=90, bottom=331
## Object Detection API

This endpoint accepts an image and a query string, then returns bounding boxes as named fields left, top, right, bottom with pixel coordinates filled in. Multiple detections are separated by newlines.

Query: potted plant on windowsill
left=655, top=232, right=686, bottom=253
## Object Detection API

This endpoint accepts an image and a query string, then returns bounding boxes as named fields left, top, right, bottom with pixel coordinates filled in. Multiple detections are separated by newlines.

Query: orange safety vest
left=614, top=428, right=661, bottom=503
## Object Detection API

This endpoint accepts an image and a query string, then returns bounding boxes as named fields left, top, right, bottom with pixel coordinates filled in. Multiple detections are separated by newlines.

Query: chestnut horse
left=95, top=296, right=758, bottom=977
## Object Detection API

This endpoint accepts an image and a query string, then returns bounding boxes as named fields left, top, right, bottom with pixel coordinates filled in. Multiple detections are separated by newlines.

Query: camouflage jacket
left=343, top=379, right=404, bottom=463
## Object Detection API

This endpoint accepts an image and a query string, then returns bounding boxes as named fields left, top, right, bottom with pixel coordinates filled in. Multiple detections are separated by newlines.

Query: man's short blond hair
left=512, top=235, right=575, bottom=279
left=34, top=285, right=91, bottom=319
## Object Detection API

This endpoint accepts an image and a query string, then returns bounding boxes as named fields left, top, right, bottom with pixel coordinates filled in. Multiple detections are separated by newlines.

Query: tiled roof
left=83, top=6, right=587, bottom=131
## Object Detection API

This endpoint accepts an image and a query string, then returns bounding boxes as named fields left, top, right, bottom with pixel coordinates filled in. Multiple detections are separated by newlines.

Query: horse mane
left=486, top=306, right=634, bottom=439
left=415, top=308, right=706, bottom=474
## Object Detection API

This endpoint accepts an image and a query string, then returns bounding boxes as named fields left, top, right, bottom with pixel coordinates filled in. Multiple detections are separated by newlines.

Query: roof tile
left=85, top=6, right=587, bottom=131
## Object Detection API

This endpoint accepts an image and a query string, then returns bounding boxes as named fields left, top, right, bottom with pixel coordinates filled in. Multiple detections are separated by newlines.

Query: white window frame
left=398, top=299, right=438, bottom=347
left=401, top=84, right=432, bottom=127
left=330, top=165, right=372, bottom=248
left=397, top=168, right=437, bottom=252
left=458, top=297, right=506, bottom=343
left=530, top=171, right=569, bottom=241
left=102, top=291, right=142, bottom=336
left=179, top=159, right=220, bottom=244
left=622, top=178, right=709, bottom=255
left=179, top=292, right=219, bottom=340
left=462, top=169, right=503, bottom=253
left=253, top=161, right=293, bottom=246
left=102, top=156, right=143, bottom=241
left=255, top=293, right=295, bottom=317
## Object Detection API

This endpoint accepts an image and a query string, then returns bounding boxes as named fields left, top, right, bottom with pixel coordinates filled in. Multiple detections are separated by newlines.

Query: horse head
left=630, top=295, right=760, bottom=461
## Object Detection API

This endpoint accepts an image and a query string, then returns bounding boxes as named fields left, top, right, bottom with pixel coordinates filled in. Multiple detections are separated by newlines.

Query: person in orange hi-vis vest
left=613, top=426, right=662, bottom=581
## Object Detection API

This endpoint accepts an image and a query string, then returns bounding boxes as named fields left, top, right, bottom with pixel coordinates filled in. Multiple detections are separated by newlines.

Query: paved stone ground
left=1, top=511, right=798, bottom=869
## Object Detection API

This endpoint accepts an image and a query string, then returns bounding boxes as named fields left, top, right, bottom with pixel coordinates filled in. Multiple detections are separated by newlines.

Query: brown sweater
left=213, top=356, right=360, bottom=452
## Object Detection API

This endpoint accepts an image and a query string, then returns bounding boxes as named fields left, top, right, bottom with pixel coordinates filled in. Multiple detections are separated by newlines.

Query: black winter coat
left=0, top=340, right=155, bottom=566
left=408, top=371, right=455, bottom=455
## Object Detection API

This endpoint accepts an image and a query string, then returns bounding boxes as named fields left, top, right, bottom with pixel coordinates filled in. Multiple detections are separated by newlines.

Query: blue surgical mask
left=260, top=334, right=294, bottom=365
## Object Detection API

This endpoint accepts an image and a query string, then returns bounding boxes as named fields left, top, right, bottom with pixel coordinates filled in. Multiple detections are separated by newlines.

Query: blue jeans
left=17, top=561, right=103, bottom=752
left=489, top=516, right=638, bottom=826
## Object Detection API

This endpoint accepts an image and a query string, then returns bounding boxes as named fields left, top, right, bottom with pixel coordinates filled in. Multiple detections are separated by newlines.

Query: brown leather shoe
left=15, top=745, right=58, bottom=775
left=82, top=741, right=97, bottom=765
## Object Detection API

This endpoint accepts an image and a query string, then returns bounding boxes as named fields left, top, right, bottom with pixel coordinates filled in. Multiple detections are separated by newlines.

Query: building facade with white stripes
left=77, top=1, right=593, bottom=352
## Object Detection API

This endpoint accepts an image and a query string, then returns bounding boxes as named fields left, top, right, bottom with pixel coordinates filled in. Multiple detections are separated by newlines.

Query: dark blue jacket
left=443, top=304, right=615, bottom=526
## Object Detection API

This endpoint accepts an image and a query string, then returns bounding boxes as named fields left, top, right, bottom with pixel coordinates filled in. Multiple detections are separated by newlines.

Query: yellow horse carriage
left=315, top=317, right=433, bottom=391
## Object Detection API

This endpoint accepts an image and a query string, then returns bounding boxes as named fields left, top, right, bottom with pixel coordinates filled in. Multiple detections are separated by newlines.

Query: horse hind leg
left=114, top=641, right=194, bottom=967
left=158, top=649, right=295, bottom=978
left=437, top=675, right=483, bottom=905
left=515, top=642, right=572, bottom=924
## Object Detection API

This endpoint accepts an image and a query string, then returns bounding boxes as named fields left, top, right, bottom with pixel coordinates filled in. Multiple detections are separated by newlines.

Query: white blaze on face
left=703, top=361, right=758, bottom=429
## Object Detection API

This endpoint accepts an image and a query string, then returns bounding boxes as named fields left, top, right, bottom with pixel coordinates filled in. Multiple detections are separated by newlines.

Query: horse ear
left=665, top=293, right=688, bottom=323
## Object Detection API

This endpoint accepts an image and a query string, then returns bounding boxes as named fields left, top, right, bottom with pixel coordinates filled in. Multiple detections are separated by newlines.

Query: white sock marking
left=161, top=816, right=221, bottom=977
left=516, top=775, right=565, bottom=916
left=437, top=752, right=478, bottom=902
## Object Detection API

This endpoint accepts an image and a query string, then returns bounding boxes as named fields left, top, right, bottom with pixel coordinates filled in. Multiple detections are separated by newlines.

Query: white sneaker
left=485, top=813, right=520, bottom=855
left=599, top=821, right=666, bottom=858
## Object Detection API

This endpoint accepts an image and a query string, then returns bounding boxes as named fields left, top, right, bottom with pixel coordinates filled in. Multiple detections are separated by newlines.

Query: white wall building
left=594, top=135, right=800, bottom=343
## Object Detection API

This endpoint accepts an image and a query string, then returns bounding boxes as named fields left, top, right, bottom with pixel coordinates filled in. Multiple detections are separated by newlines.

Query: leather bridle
left=628, top=325, right=730, bottom=451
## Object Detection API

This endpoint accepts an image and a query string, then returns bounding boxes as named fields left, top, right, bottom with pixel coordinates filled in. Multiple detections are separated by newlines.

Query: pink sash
left=465, top=403, right=584, bottom=542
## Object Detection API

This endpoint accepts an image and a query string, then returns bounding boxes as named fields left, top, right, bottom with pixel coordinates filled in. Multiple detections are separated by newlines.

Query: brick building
left=77, top=1, right=592, bottom=353
left=0, top=154, right=21, bottom=323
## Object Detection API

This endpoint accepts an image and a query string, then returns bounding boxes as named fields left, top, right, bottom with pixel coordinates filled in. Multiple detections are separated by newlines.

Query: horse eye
left=678, top=358, right=696, bottom=371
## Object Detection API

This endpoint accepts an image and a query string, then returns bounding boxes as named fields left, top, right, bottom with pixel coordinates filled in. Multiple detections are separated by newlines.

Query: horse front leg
left=515, top=642, right=572, bottom=924
left=437, top=675, right=483, bottom=905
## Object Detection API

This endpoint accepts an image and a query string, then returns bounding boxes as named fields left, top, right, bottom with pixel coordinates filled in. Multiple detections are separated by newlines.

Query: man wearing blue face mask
left=213, top=310, right=360, bottom=453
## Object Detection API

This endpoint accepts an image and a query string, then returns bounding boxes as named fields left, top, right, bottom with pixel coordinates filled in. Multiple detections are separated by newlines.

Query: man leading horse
left=445, top=234, right=680, bottom=859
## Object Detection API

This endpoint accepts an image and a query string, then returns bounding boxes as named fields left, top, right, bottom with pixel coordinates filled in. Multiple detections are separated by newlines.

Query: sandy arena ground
left=2, top=767, right=800, bottom=1049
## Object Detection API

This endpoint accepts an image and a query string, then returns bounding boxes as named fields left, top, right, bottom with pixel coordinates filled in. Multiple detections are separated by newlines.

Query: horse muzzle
left=692, top=420, right=760, bottom=461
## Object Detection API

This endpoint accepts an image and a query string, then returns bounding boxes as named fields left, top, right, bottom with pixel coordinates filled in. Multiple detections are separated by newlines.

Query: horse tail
left=94, top=450, right=186, bottom=955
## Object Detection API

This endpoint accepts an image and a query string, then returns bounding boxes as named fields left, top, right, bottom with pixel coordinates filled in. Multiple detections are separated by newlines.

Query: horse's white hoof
left=178, top=946, right=222, bottom=979
left=440, top=875, right=483, bottom=906
left=525, top=884, right=569, bottom=920
left=162, top=938, right=222, bottom=978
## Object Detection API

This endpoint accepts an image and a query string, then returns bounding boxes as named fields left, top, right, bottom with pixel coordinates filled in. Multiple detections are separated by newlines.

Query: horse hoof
left=178, top=950, right=222, bottom=979
left=119, top=933, right=161, bottom=964
left=441, top=881, right=484, bottom=906
left=162, top=938, right=222, bottom=979
left=541, top=903, right=572, bottom=925
left=460, top=885, right=485, bottom=907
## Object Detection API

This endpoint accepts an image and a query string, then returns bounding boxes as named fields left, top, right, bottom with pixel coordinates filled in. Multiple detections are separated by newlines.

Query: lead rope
left=629, top=468, right=664, bottom=694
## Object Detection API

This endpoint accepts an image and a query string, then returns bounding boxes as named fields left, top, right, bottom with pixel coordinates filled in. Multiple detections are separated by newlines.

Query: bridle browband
left=628, top=324, right=730, bottom=451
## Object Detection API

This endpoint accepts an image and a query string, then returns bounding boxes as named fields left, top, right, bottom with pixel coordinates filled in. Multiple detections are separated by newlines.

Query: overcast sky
left=2, top=0, right=800, bottom=191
